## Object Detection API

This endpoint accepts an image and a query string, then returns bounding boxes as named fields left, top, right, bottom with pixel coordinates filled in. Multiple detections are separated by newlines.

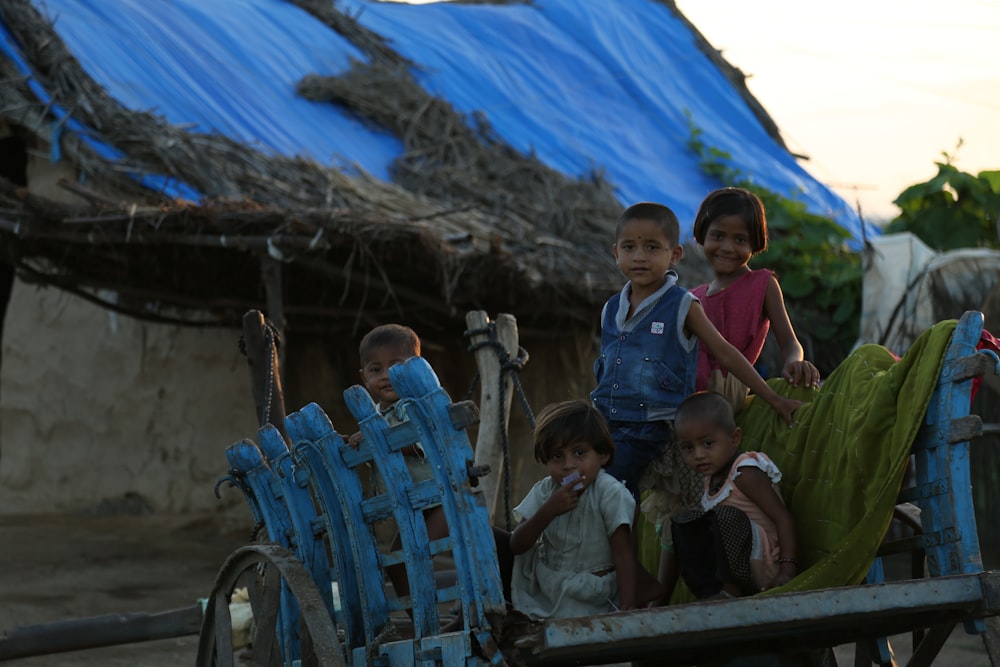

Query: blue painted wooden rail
left=862, top=309, right=1000, bottom=663
left=221, top=356, right=507, bottom=666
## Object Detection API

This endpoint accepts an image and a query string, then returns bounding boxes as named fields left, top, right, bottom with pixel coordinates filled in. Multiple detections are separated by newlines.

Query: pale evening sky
left=676, top=0, right=1000, bottom=222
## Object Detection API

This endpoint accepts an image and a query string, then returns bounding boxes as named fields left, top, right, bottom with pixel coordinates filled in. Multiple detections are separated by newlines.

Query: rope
left=465, top=322, right=535, bottom=531
left=366, top=624, right=401, bottom=667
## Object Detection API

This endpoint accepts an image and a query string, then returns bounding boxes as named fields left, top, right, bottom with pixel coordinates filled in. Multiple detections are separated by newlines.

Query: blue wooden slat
left=344, top=384, right=441, bottom=639
left=406, top=480, right=443, bottom=511
left=911, top=311, right=987, bottom=635
left=226, top=441, right=293, bottom=549
left=258, top=428, right=334, bottom=578
left=287, top=404, right=391, bottom=653
left=361, top=495, right=396, bottom=523
left=224, top=439, right=302, bottom=662
left=389, top=358, right=507, bottom=643
left=378, top=639, right=416, bottom=667
left=220, top=438, right=267, bottom=529
left=914, top=313, right=984, bottom=577
left=385, top=421, right=421, bottom=453
left=896, top=478, right=949, bottom=503
left=255, top=424, right=338, bottom=641
left=415, top=635, right=473, bottom=666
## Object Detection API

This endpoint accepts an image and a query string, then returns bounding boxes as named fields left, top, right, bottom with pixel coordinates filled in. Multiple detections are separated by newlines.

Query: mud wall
left=0, top=279, right=600, bottom=527
left=0, top=282, right=258, bottom=518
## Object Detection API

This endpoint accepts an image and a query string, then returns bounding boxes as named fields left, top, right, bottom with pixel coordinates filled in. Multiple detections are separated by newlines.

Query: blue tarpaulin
left=6, top=0, right=869, bottom=243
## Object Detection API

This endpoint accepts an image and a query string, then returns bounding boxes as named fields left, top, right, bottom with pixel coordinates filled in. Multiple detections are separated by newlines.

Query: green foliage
left=754, top=194, right=861, bottom=358
left=686, top=115, right=862, bottom=372
left=884, top=159, right=1000, bottom=251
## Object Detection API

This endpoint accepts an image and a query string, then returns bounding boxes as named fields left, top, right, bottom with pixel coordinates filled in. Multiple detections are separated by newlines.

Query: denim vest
left=591, top=284, right=697, bottom=423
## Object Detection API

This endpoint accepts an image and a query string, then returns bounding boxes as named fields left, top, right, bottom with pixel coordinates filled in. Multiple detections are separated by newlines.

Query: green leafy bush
left=884, top=160, right=1000, bottom=251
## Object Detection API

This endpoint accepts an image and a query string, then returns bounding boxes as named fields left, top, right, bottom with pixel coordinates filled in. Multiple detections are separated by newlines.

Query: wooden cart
left=199, top=310, right=1000, bottom=667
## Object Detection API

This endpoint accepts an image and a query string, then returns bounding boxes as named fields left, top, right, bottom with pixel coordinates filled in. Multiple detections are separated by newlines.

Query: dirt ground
left=0, top=513, right=246, bottom=666
left=0, top=513, right=996, bottom=666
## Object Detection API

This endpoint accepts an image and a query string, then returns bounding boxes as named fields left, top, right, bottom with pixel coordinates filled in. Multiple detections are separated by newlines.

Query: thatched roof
left=0, top=177, right=622, bottom=336
left=0, top=0, right=834, bottom=336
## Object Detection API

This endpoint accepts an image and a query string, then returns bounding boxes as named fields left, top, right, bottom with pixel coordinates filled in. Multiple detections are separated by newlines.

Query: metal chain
left=263, top=327, right=275, bottom=425
left=238, top=318, right=282, bottom=428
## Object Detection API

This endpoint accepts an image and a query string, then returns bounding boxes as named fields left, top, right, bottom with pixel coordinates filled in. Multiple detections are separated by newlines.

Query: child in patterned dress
left=671, top=391, right=798, bottom=598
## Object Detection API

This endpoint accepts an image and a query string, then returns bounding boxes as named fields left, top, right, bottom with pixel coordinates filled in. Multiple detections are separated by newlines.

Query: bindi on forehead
left=620, top=219, right=671, bottom=240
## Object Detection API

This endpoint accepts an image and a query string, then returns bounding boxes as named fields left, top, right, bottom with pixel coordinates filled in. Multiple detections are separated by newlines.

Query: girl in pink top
left=691, top=188, right=820, bottom=411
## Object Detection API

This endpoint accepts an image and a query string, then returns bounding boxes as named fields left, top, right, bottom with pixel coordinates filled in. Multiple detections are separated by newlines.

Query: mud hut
left=0, top=0, right=862, bottom=523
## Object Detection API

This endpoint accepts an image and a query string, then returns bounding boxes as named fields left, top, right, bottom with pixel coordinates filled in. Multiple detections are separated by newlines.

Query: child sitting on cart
left=669, top=391, right=798, bottom=599
left=509, top=400, right=663, bottom=618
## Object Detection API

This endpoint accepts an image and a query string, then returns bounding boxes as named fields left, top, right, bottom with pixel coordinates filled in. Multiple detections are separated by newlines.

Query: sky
left=675, top=0, right=1000, bottom=222
left=399, top=0, right=999, bottom=223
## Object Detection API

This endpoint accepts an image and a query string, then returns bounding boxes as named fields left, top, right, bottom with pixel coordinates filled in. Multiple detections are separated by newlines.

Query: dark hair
left=692, top=187, right=768, bottom=254
left=358, top=324, right=421, bottom=365
left=615, top=202, right=681, bottom=247
left=675, top=391, right=737, bottom=432
left=533, top=400, right=615, bottom=467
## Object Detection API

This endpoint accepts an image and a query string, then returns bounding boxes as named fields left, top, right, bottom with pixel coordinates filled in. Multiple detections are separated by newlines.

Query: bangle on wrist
left=776, top=557, right=797, bottom=565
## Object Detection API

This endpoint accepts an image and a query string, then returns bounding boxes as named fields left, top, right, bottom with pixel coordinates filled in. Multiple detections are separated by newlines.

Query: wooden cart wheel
left=196, top=543, right=345, bottom=667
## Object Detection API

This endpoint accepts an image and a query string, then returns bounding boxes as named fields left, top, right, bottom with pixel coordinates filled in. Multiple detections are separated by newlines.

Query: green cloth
left=742, top=319, right=956, bottom=594
left=643, top=319, right=957, bottom=601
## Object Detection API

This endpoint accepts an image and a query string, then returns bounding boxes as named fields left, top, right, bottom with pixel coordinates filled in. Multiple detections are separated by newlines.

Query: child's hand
left=771, top=396, right=801, bottom=427
left=765, top=569, right=795, bottom=591
left=543, top=477, right=584, bottom=516
left=347, top=431, right=364, bottom=449
left=782, top=360, right=820, bottom=388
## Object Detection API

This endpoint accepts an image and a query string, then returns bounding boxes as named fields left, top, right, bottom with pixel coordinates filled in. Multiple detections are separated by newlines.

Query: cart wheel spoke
left=251, top=562, right=282, bottom=665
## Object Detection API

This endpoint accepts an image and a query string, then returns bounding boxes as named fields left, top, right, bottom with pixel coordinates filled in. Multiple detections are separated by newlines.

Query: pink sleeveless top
left=691, top=269, right=773, bottom=391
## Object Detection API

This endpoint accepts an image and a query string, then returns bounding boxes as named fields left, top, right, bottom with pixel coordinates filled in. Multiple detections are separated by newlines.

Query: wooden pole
left=0, top=605, right=203, bottom=661
left=466, top=311, right=519, bottom=524
left=242, top=309, right=291, bottom=447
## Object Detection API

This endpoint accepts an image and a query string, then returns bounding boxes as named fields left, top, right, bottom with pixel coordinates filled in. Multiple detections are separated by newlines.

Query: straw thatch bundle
left=297, top=60, right=622, bottom=242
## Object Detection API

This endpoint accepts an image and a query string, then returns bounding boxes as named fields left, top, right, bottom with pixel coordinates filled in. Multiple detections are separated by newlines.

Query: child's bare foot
left=649, top=588, right=674, bottom=607
left=702, top=583, right=742, bottom=601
